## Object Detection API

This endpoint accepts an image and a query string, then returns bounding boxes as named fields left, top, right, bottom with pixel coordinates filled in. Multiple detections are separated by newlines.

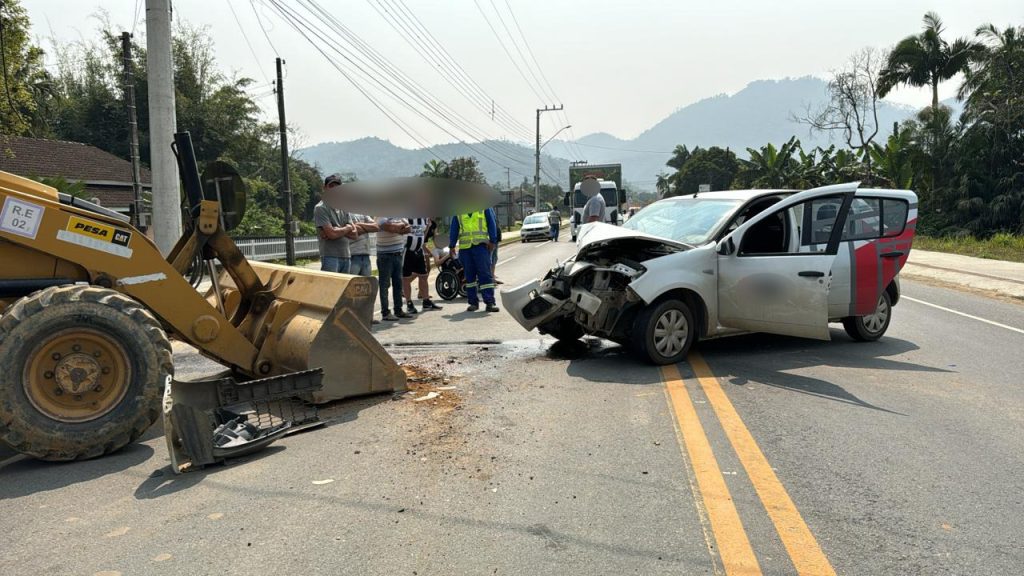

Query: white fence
left=233, top=236, right=379, bottom=262
left=234, top=236, right=320, bottom=262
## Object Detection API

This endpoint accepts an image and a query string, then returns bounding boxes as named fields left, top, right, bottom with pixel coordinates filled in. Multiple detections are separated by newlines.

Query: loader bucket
left=211, top=262, right=406, bottom=403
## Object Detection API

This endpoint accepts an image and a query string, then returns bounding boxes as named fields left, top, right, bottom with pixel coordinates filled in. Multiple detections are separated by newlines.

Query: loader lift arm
left=0, top=131, right=404, bottom=466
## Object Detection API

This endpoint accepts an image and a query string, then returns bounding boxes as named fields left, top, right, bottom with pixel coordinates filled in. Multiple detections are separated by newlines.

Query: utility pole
left=276, top=57, right=296, bottom=266
left=535, top=104, right=563, bottom=211
left=505, top=167, right=511, bottom=189
left=145, top=0, right=181, bottom=255
left=120, top=32, right=144, bottom=231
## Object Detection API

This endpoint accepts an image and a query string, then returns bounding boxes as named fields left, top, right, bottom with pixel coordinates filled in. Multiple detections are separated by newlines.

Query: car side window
left=882, top=199, right=908, bottom=237
left=738, top=195, right=843, bottom=256
left=840, top=197, right=908, bottom=241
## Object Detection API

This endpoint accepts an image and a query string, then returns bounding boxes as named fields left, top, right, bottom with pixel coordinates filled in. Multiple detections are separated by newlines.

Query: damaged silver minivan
left=501, top=183, right=918, bottom=364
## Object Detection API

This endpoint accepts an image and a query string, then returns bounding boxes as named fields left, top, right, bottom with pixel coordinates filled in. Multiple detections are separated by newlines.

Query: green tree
left=869, top=130, right=915, bottom=189
left=738, top=137, right=802, bottom=188
left=877, top=12, right=976, bottom=111
left=673, top=147, right=739, bottom=195
left=420, top=159, right=448, bottom=178
left=0, top=0, right=52, bottom=136
left=446, top=156, right=486, bottom=183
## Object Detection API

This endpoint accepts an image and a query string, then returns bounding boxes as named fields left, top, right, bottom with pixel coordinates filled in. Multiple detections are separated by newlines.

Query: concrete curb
left=904, top=250, right=1024, bottom=302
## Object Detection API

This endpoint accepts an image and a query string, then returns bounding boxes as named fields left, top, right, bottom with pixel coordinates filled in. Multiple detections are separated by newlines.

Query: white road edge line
left=496, top=256, right=518, bottom=267
left=902, top=296, right=1024, bottom=335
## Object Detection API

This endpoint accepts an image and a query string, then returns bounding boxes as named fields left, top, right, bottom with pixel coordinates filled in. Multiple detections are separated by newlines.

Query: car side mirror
left=717, top=236, right=736, bottom=256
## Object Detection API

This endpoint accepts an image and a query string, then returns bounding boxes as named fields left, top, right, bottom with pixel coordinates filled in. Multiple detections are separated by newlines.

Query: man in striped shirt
left=376, top=217, right=412, bottom=321
left=402, top=217, right=442, bottom=314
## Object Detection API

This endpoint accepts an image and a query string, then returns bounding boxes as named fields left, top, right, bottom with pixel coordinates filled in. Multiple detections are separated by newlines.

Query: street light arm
left=540, top=125, right=572, bottom=150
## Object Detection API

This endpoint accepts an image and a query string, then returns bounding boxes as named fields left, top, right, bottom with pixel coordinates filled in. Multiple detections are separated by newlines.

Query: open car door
left=716, top=183, right=859, bottom=340
left=840, top=190, right=918, bottom=316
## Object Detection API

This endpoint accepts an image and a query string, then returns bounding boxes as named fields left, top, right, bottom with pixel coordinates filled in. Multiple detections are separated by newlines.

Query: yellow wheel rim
left=24, top=328, right=132, bottom=423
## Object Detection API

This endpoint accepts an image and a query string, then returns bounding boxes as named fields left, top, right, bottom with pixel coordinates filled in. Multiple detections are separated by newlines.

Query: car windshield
left=622, top=198, right=742, bottom=244
left=524, top=214, right=547, bottom=224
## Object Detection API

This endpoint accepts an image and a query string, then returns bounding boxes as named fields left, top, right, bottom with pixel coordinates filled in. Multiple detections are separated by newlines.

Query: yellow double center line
left=662, top=353, right=836, bottom=576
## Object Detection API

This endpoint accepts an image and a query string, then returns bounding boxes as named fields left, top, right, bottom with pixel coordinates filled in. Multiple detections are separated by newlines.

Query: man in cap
left=315, top=174, right=356, bottom=273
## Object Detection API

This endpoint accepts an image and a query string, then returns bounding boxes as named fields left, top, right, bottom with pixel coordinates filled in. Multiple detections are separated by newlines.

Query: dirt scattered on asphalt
left=402, top=364, right=462, bottom=409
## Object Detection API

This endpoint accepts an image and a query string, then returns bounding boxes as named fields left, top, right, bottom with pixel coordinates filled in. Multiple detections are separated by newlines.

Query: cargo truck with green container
left=563, top=163, right=626, bottom=242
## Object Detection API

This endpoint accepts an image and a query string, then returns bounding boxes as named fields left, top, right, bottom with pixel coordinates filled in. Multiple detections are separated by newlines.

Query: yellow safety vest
left=458, top=211, right=489, bottom=249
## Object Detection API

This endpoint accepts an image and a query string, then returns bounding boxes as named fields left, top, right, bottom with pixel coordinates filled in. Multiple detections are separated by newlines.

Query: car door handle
left=880, top=251, right=905, bottom=258
left=798, top=270, right=825, bottom=278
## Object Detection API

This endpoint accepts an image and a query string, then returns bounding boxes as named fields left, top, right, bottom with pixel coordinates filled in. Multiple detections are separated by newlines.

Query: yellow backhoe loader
left=0, top=132, right=405, bottom=472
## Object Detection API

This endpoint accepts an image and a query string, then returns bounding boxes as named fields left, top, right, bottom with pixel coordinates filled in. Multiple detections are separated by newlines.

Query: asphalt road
left=1, top=235, right=1022, bottom=575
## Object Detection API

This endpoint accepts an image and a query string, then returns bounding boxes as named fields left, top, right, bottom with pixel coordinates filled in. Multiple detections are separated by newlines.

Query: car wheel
left=632, top=299, right=695, bottom=365
left=842, top=291, right=892, bottom=341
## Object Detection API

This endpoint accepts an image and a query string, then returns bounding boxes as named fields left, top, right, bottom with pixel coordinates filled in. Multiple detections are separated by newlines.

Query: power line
left=387, top=0, right=534, bottom=141
left=571, top=141, right=674, bottom=154
left=498, top=0, right=585, bottom=162
left=296, top=0, right=535, bottom=171
left=366, top=0, right=533, bottom=143
left=131, top=0, right=142, bottom=36
left=267, top=0, right=536, bottom=174
left=487, top=0, right=556, bottom=104
left=263, top=0, right=441, bottom=159
left=250, top=0, right=280, bottom=58
left=471, top=0, right=548, bottom=104
left=228, top=0, right=271, bottom=84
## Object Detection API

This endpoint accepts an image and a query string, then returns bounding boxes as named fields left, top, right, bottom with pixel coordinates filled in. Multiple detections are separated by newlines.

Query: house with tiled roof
left=0, top=135, right=151, bottom=217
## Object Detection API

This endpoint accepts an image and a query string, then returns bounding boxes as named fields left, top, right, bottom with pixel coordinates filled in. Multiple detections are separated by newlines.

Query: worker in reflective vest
left=449, top=208, right=500, bottom=312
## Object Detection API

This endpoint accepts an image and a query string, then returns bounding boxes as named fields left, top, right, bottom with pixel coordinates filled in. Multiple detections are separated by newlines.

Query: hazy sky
left=23, top=0, right=1023, bottom=150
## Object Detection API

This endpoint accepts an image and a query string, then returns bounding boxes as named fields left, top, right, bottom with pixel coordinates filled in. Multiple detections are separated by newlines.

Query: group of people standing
left=314, top=173, right=501, bottom=322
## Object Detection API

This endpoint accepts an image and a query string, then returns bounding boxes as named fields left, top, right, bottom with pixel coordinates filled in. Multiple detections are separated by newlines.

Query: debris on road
left=402, top=365, right=462, bottom=409
left=311, top=479, right=335, bottom=485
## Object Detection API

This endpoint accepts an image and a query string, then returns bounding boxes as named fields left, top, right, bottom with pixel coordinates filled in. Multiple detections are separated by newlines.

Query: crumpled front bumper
left=500, top=279, right=569, bottom=331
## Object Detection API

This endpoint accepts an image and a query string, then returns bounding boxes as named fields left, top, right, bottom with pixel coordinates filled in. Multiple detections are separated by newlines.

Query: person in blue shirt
left=449, top=207, right=499, bottom=312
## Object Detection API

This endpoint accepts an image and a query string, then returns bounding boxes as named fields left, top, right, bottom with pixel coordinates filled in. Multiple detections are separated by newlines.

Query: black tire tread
left=0, top=285, right=171, bottom=461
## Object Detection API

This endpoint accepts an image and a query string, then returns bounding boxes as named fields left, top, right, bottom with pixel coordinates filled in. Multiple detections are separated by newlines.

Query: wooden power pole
left=275, top=57, right=296, bottom=266
left=120, top=32, right=145, bottom=230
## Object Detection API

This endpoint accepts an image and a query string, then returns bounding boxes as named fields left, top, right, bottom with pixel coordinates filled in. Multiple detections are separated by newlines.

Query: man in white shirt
left=581, top=176, right=606, bottom=224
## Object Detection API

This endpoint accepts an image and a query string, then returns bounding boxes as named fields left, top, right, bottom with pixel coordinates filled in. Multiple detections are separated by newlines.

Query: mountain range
left=297, top=77, right=953, bottom=192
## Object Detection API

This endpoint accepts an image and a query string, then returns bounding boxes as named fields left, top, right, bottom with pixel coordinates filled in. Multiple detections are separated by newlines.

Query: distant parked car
left=520, top=212, right=554, bottom=242
left=502, top=183, right=918, bottom=364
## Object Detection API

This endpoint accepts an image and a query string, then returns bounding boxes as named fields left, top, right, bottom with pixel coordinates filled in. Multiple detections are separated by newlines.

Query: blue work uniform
left=449, top=208, right=499, bottom=306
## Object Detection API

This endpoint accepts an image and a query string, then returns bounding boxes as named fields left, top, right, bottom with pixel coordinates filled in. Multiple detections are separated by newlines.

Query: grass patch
left=915, top=233, right=1024, bottom=263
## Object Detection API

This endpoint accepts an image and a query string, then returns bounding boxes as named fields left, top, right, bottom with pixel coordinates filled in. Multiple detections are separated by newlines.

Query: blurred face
left=322, top=181, right=342, bottom=205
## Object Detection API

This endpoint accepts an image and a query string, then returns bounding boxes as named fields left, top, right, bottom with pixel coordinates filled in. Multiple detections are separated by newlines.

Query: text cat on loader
left=0, top=132, right=405, bottom=472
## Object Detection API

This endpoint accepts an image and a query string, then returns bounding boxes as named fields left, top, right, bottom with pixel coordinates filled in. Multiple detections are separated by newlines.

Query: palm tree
left=877, top=12, right=977, bottom=110
left=420, top=159, right=448, bottom=178
left=958, top=23, right=1023, bottom=121
left=655, top=172, right=672, bottom=198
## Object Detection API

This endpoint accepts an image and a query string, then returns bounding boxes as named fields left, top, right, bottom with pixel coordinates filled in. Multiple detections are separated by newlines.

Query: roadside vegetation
left=657, top=12, right=1024, bottom=246
left=915, top=234, right=1024, bottom=263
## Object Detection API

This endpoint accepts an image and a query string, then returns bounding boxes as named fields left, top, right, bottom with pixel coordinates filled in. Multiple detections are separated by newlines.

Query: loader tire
left=0, top=285, right=171, bottom=461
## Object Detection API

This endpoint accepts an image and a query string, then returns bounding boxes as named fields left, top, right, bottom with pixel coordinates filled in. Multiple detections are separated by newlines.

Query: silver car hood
left=577, top=222, right=690, bottom=251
